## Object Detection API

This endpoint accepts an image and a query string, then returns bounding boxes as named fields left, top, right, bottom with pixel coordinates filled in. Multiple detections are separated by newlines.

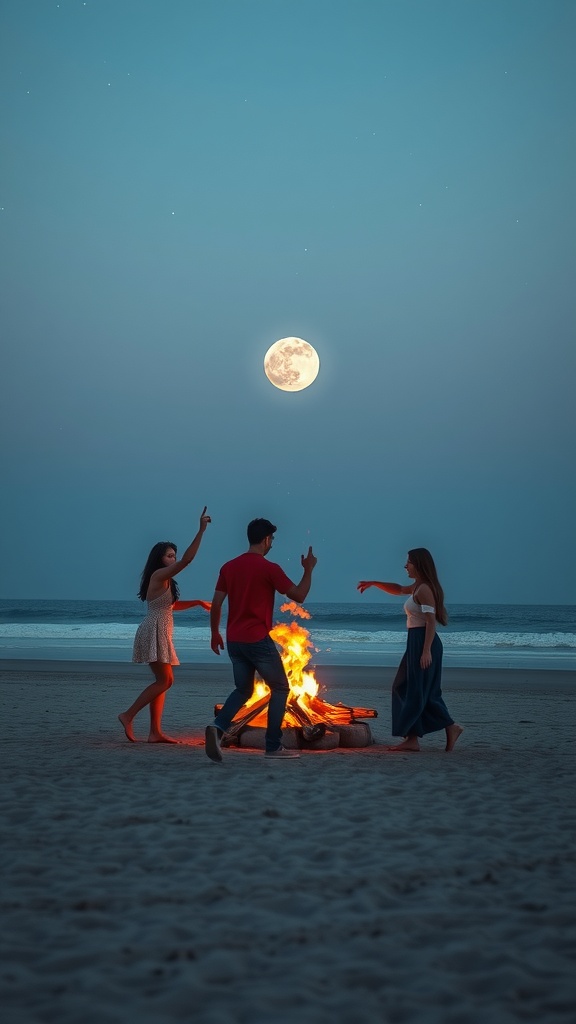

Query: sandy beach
left=1, top=659, right=575, bottom=1024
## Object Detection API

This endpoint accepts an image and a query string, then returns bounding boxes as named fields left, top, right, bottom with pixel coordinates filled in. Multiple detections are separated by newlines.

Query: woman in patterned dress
left=357, top=548, right=463, bottom=752
left=118, top=507, right=211, bottom=743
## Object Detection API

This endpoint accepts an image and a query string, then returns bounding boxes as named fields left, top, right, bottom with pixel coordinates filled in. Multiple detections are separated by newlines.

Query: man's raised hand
left=301, top=546, right=317, bottom=572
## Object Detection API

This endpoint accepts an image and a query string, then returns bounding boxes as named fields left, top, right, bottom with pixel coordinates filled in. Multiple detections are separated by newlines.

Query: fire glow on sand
left=216, top=603, right=377, bottom=750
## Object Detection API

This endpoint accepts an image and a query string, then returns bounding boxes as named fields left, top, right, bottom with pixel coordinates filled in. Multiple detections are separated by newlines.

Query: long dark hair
left=138, top=542, right=179, bottom=602
left=408, top=548, right=448, bottom=625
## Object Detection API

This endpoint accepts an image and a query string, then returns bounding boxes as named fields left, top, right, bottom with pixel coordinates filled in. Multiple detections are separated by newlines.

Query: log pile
left=215, top=690, right=377, bottom=750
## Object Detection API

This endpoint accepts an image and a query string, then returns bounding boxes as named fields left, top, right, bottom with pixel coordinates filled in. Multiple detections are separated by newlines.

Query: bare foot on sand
left=118, top=713, right=136, bottom=742
left=445, top=724, right=464, bottom=752
left=147, top=733, right=179, bottom=744
left=386, top=738, right=420, bottom=752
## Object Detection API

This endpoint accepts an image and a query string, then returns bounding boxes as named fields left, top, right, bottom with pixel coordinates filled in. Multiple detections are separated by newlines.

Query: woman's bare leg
left=149, top=666, right=178, bottom=743
left=118, top=663, right=175, bottom=742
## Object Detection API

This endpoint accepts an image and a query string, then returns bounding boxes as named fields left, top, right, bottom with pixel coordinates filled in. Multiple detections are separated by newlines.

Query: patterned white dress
left=132, top=589, right=179, bottom=665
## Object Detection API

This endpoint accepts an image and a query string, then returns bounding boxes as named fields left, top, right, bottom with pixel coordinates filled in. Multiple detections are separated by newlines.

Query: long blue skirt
left=391, top=628, right=454, bottom=738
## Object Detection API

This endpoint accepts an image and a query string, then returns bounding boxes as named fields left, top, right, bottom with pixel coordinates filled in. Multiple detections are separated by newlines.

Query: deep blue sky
left=1, top=0, right=575, bottom=604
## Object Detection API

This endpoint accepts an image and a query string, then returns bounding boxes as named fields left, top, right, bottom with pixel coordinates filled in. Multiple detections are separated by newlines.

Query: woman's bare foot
left=386, top=738, right=420, bottom=752
left=118, top=713, right=136, bottom=742
left=445, top=724, right=464, bottom=752
left=147, top=733, right=179, bottom=744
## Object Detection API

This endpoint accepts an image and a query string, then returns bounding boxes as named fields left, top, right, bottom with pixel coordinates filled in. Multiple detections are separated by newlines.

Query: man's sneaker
left=264, top=746, right=301, bottom=759
left=205, top=725, right=223, bottom=763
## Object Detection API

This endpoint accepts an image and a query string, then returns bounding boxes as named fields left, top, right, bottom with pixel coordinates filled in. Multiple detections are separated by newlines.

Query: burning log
left=308, top=695, right=378, bottom=724
left=285, top=698, right=327, bottom=743
left=213, top=694, right=271, bottom=746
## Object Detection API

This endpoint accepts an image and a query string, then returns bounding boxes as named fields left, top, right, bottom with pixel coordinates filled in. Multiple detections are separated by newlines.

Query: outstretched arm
left=173, top=600, right=211, bottom=612
left=357, top=580, right=413, bottom=596
left=285, top=547, right=318, bottom=604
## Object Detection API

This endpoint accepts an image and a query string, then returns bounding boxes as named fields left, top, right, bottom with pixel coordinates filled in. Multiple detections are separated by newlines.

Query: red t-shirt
left=215, top=552, right=294, bottom=643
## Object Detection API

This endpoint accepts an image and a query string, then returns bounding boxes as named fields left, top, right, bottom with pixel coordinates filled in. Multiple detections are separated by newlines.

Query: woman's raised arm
left=153, top=507, right=211, bottom=583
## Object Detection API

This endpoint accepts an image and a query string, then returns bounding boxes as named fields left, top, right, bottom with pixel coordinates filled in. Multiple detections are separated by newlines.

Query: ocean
left=0, top=599, right=574, bottom=670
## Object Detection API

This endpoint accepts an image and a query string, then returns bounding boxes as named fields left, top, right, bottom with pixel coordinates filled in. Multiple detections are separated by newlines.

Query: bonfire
left=216, top=603, right=377, bottom=749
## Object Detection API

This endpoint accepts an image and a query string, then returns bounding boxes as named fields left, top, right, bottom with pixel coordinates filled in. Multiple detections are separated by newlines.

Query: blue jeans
left=214, top=635, right=290, bottom=753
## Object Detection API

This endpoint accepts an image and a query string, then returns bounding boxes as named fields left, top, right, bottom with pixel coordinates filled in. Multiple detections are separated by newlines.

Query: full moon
left=263, top=337, right=320, bottom=392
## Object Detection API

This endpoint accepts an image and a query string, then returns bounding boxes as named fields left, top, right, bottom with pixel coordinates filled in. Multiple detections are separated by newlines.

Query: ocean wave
left=1, top=602, right=574, bottom=645
left=0, top=623, right=210, bottom=641
left=0, top=608, right=143, bottom=624
left=291, top=613, right=406, bottom=627
left=0, top=623, right=574, bottom=651
left=308, top=629, right=576, bottom=650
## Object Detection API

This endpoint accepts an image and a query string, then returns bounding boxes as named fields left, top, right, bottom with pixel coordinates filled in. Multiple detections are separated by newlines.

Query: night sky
left=1, top=0, right=575, bottom=604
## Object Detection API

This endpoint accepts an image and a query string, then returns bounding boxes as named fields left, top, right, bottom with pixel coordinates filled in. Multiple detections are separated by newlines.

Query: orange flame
left=220, top=606, right=377, bottom=730
left=279, top=600, right=311, bottom=619
left=239, top=607, right=319, bottom=722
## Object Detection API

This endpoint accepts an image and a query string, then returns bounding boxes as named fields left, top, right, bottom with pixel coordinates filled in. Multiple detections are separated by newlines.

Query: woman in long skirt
left=358, top=548, right=463, bottom=752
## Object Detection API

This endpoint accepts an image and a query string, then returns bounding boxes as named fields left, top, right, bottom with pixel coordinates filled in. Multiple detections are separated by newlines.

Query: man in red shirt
left=205, top=518, right=317, bottom=762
